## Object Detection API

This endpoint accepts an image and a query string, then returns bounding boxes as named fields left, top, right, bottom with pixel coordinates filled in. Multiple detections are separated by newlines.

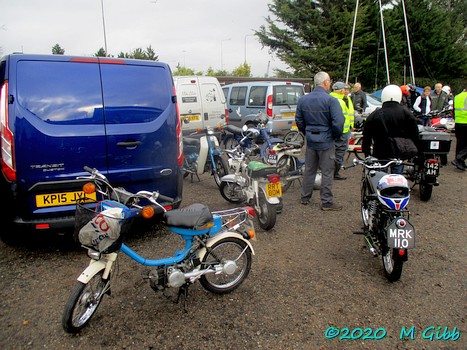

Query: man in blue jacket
left=295, top=71, right=345, bottom=210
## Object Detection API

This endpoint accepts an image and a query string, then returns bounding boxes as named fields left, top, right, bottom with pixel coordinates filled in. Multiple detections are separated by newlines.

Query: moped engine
left=167, top=267, right=186, bottom=288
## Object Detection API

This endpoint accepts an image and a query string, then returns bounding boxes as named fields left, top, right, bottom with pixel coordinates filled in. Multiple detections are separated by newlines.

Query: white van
left=173, top=76, right=228, bottom=134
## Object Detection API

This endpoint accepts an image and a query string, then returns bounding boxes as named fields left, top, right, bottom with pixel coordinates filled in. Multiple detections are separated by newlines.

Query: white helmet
left=442, top=85, right=451, bottom=94
left=381, top=84, right=402, bottom=103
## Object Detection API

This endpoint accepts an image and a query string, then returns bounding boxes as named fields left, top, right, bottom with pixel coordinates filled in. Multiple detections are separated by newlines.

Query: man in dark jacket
left=351, top=82, right=368, bottom=115
left=295, top=71, right=345, bottom=210
left=362, top=84, right=419, bottom=174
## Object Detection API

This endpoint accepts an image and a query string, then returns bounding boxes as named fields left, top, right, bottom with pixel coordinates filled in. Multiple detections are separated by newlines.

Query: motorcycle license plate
left=265, top=182, right=282, bottom=198
left=387, top=218, right=415, bottom=249
left=267, top=153, right=277, bottom=165
left=424, top=161, right=439, bottom=176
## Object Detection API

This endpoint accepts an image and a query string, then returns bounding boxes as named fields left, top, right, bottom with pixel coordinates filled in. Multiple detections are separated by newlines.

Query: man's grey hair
left=314, top=71, right=330, bottom=86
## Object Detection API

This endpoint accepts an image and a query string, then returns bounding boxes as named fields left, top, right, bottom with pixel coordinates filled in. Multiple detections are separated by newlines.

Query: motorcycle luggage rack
left=212, top=207, right=250, bottom=230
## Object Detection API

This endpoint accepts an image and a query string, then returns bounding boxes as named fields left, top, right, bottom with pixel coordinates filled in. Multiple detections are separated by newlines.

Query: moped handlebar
left=343, top=158, right=413, bottom=170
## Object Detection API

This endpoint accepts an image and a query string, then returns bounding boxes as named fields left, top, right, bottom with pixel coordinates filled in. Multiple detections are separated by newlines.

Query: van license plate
left=265, top=183, right=282, bottom=198
left=183, top=114, right=201, bottom=121
left=36, top=191, right=97, bottom=208
left=282, top=112, right=295, bottom=118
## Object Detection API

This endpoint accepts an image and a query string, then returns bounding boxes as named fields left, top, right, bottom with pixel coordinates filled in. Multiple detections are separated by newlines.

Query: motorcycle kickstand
left=175, top=283, right=190, bottom=312
left=190, top=173, right=201, bottom=183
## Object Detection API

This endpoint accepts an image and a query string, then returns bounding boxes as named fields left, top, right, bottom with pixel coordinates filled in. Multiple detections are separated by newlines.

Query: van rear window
left=101, top=64, right=170, bottom=124
left=16, top=61, right=103, bottom=124
left=229, top=86, right=248, bottom=106
left=273, top=85, right=304, bottom=106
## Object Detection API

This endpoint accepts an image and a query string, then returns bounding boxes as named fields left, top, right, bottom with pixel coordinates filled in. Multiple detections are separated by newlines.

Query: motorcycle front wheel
left=219, top=181, right=243, bottom=203
left=382, top=249, right=404, bottom=282
left=200, top=237, right=252, bottom=294
left=276, top=155, right=296, bottom=192
left=212, top=155, right=229, bottom=187
left=62, top=271, right=109, bottom=333
left=419, top=181, right=433, bottom=201
left=360, top=181, right=370, bottom=230
left=255, top=190, right=277, bottom=231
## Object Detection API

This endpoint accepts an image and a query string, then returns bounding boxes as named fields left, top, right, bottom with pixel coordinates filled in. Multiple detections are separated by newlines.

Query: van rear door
left=198, top=77, right=226, bottom=128
left=12, top=57, right=107, bottom=219
left=100, top=60, right=180, bottom=196
left=175, top=77, right=203, bottom=131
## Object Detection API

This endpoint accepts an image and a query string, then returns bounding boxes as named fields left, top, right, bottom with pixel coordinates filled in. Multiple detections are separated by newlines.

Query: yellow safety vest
left=454, top=91, right=467, bottom=125
left=331, top=92, right=353, bottom=133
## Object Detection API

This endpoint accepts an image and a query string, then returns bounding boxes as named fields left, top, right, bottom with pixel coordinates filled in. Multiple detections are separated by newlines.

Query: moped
left=219, top=127, right=282, bottom=231
left=182, top=125, right=229, bottom=187
left=62, top=166, right=255, bottom=333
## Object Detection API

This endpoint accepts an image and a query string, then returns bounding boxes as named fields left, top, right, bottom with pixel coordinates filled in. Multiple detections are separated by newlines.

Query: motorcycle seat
left=248, top=161, right=278, bottom=178
left=224, top=124, right=243, bottom=135
left=164, top=203, right=213, bottom=229
left=183, top=138, right=200, bottom=146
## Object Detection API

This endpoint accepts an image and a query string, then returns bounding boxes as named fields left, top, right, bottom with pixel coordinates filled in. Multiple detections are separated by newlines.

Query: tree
left=116, top=46, right=159, bottom=61
left=172, top=64, right=196, bottom=76
left=231, top=63, right=251, bottom=77
left=52, top=44, right=65, bottom=55
left=95, top=47, right=107, bottom=57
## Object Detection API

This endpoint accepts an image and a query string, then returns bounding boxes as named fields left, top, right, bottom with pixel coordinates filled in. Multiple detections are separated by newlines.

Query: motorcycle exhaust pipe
left=364, top=235, right=378, bottom=257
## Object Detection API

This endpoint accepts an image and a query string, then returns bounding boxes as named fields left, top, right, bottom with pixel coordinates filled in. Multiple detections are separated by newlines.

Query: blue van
left=0, top=54, right=183, bottom=240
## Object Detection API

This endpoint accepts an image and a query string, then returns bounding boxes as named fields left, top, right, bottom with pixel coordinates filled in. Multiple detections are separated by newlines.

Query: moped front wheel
left=200, top=237, right=252, bottom=294
left=219, top=181, right=243, bottom=203
left=62, top=271, right=109, bottom=333
left=256, top=191, right=277, bottom=231
left=382, top=248, right=404, bottom=282
left=276, top=155, right=296, bottom=192
left=212, top=155, right=229, bottom=187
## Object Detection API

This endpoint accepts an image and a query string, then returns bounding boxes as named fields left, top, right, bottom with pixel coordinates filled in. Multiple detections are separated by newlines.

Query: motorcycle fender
left=77, top=260, right=107, bottom=284
left=197, top=136, right=209, bottom=174
left=221, top=174, right=246, bottom=187
left=196, top=232, right=255, bottom=261
left=258, top=184, right=280, bottom=204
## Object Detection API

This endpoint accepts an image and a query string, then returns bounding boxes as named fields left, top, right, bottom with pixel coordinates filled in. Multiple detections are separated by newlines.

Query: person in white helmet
left=362, top=84, right=419, bottom=174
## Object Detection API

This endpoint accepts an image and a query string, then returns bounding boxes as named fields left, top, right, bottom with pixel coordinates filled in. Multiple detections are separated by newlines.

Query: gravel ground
left=0, top=141, right=465, bottom=350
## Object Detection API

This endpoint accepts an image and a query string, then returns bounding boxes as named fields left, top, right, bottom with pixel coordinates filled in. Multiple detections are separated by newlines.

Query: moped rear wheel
left=213, top=155, right=229, bottom=187
left=62, top=271, right=109, bottom=333
left=382, top=249, right=404, bottom=282
left=256, top=191, right=277, bottom=231
left=419, top=181, right=433, bottom=201
left=283, top=130, right=305, bottom=146
left=276, top=155, right=296, bottom=192
left=200, top=237, right=252, bottom=294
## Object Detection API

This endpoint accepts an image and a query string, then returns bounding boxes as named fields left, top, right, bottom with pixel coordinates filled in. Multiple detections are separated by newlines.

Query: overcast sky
left=0, top=0, right=290, bottom=76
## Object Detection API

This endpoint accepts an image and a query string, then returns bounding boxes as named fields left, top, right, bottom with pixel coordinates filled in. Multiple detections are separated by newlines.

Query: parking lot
left=0, top=143, right=465, bottom=349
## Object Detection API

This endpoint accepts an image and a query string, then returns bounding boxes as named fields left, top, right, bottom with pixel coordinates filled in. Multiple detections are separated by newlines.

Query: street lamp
left=220, top=38, right=231, bottom=72
left=244, top=34, right=254, bottom=64
left=100, top=0, right=108, bottom=55
left=182, top=50, right=187, bottom=67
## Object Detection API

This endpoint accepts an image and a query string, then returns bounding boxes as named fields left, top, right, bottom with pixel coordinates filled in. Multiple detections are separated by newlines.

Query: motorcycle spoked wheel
left=276, top=155, right=296, bottom=192
left=419, top=181, right=433, bottom=201
left=199, top=237, right=252, bottom=294
left=62, top=270, right=110, bottom=333
left=212, top=155, right=229, bottom=187
left=255, top=191, right=277, bottom=231
left=219, top=181, right=243, bottom=203
left=360, top=181, right=370, bottom=230
left=382, top=248, right=404, bottom=282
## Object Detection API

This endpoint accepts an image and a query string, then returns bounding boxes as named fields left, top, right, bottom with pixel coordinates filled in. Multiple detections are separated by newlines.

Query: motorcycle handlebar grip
left=83, top=166, right=94, bottom=174
left=157, top=194, right=174, bottom=202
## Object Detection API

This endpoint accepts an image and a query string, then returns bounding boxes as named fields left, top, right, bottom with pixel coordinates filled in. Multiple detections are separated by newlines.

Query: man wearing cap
left=331, top=81, right=354, bottom=180
left=295, top=71, right=344, bottom=210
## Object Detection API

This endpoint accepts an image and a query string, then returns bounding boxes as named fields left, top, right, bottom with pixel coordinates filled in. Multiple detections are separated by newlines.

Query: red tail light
left=268, top=149, right=276, bottom=155
left=267, top=174, right=281, bottom=183
left=398, top=249, right=406, bottom=256
left=427, top=158, right=438, bottom=164
left=173, top=85, right=183, bottom=167
left=245, top=206, right=256, bottom=217
left=349, top=138, right=356, bottom=145
left=225, top=108, right=229, bottom=123
left=1, top=81, right=16, bottom=182
left=266, top=95, right=273, bottom=117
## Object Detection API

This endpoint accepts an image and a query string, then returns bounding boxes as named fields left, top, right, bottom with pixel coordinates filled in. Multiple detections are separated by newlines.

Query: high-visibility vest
left=331, top=92, right=353, bottom=133
left=454, top=91, right=467, bottom=125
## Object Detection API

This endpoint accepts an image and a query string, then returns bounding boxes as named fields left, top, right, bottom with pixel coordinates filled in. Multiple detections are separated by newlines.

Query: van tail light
left=225, top=108, right=229, bottom=123
left=1, top=81, right=16, bottom=182
left=266, top=95, right=273, bottom=117
left=173, top=85, right=183, bottom=167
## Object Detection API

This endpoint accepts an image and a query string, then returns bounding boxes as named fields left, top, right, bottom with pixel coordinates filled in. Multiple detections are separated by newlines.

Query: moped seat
left=224, top=124, right=244, bottom=135
left=183, top=137, right=200, bottom=146
left=248, top=161, right=278, bottom=178
left=164, top=203, right=213, bottom=229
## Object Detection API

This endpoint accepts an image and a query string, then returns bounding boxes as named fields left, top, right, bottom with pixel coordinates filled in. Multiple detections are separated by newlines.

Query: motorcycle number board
left=387, top=218, right=415, bottom=249
left=265, top=183, right=282, bottom=198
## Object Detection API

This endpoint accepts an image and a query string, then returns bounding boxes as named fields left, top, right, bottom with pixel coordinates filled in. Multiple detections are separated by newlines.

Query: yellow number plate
left=265, top=183, right=282, bottom=198
left=36, top=191, right=96, bottom=208
left=183, top=114, right=201, bottom=121
left=282, top=112, right=295, bottom=118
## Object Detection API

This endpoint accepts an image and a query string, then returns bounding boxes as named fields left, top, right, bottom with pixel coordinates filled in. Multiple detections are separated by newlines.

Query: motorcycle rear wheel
left=212, top=155, right=229, bottom=187
left=360, top=181, right=370, bottom=230
left=62, top=271, right=109, bottom=333
left=255, top=191, right=277, bottom=231
left=382, top=249, right=404, bottom=282
left=200, top=237, right=252, bottom=294
left=419, top=181, right=433, bottom=201
left=219, top=181, right=243, bottom=203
